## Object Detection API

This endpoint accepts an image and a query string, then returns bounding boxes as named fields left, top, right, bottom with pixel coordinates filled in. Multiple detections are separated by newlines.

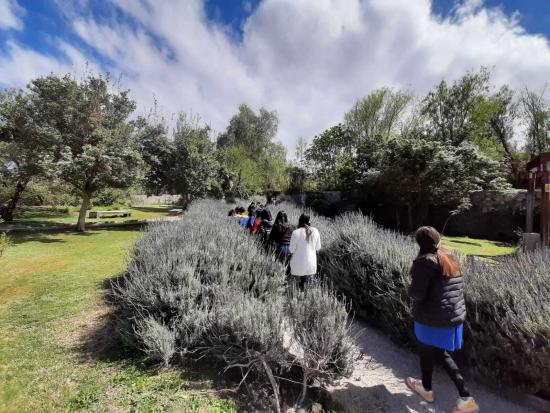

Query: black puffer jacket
left=409, top=253, right=466, bottom=327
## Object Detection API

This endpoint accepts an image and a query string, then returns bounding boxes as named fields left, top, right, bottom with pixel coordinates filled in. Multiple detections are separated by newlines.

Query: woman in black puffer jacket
left=405, top=227, right=479, bottom=413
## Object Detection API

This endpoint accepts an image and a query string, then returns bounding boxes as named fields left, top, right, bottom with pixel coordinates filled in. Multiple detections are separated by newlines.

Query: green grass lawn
left=442, top=235, right=517, bottom=257
left=0, top=205, right=174, bottom=229
left=0, top=228, right=238, bottom=413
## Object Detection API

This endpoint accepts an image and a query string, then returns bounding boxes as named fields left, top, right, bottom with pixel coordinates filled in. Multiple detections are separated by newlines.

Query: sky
left=1, top=0, right=550, bottom=149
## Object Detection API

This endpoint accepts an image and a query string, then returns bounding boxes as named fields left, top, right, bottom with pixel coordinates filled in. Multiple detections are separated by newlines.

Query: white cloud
left=1, top=0, right=550, bottom=148
left=0, top=0, right=24, bottom=30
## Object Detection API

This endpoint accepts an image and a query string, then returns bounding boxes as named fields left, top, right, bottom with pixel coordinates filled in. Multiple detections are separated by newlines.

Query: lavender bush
left=111, top=199, right=357, bottom=411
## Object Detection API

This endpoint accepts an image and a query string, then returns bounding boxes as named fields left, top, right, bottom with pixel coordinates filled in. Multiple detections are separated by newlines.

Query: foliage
left=345, top=88, right=413, bottom=142
left=26, top=73, right=142, bottom=231
left=112, top=199, right=357, bottom=410
left=275, top=201, right=550, bottom=394
left=0, top=88, right=59, bottom=221
left=306, top=124, right=355, bottom=191
left=520, top=87, right=550, bottom=155
left=373, top=132, right=510, bottom=229
left=217, top=104, right=288, bottom=197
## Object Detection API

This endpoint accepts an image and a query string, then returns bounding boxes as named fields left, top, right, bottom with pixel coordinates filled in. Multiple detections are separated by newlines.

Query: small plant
left=0, top=232, right=13, bottom=257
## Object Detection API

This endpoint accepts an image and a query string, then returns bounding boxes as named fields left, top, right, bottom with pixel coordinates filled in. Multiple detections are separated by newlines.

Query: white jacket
left=289, top=227, right=321, bottom=276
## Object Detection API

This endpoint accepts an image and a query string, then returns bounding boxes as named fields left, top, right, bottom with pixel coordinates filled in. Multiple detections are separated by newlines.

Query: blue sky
left=1, top=0, right=550, bottom=147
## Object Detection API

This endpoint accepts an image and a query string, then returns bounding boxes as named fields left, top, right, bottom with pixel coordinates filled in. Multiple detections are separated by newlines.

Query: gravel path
left=328, top=320, right=538, bottom=413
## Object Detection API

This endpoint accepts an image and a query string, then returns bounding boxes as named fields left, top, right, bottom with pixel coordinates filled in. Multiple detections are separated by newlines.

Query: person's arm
left=289, top=230, right=297, bottom=254
left=408, top=259, right=432, bottom=302
left=315, top=229, right=321, bottom=251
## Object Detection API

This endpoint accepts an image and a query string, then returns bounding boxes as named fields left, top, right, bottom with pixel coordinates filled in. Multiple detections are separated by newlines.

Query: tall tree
left=520, top=88, right=550, bottom=155
left=294, top=136, right=308, bottom=168
left=217, top=104, right=287, bottom=197
left=0, top=89, right=58, bottom=221
left=133, top=114, right=172, bottom=196
left=306, top=124, right=355, bottom=191
left=345, top=88, right=413, bottom=145
left=422, top=68, right=491, bottom=146
left=217, top=104, right=278, bottom=154
left=165, top=113, right=221, bottom=206
left=29, top=73, right=141, bottom=231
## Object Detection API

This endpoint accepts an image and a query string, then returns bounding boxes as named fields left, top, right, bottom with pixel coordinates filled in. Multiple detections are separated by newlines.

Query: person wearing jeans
left=289, top=214, right=321, bottom=291
left=406, top=226, right=479, bottom=413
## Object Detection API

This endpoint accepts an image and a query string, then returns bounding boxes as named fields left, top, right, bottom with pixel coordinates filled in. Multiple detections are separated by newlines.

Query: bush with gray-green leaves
left=111, top=199, right=358, bottom=411
left=276, top=201, right=550, bottom=394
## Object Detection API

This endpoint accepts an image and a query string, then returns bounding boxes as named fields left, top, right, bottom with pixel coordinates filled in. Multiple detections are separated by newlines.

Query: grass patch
left=0, top=227, right=238, bottom=413
left=0, top=205, right=174, bottom=229
left=442, top=235, right=517, bottom=257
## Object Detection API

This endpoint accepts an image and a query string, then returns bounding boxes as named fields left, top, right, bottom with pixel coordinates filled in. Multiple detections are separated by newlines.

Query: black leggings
left=417, top=340, right=471, bottom=398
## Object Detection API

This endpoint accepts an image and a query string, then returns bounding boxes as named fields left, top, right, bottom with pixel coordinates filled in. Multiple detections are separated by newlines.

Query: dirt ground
left=329, top=320, right=538, bottom=413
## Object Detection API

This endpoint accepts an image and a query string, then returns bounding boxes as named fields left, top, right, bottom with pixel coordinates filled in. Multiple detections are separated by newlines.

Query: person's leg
left=435, top=350, right=471, bottom=398
left=298, top=276, right=306, bottom=291
left=417, top=341, right=436, bottom=391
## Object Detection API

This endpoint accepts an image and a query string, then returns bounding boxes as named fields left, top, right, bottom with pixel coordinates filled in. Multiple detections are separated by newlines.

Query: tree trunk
left=76, top=192, right=91, bottom=232
left=0, top=180, right=28, bottom=222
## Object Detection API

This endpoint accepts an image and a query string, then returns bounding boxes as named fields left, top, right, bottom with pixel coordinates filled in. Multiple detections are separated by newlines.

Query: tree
left=294, top=136, right=308, bottom=168
left=133, top=114, right=172, bottom=196
left=165, top=113, right=221, bottom=206
left=487, top=86, right=520, bottom=182
left=345, top=88, right=413, bottom=145
left=217, top=104, right=287, bottom=197
left=422, top=68, right=491, bottom=146
left=520, top=88, right=550, bottom=155
left=377, top=128, right=509, bottom=230
left=29, top=73, right=141, bottom=231
left=306, top=124, right=354, bottom=190
left=0, top=89, right=58, bottom=221
left=217, top=104, right=278, bottom=154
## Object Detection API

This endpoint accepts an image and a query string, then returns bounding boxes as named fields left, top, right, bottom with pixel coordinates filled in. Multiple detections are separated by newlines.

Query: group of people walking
left=228, top=203, right=479, bottom=413
left=229, top=202, right=321, bottom=290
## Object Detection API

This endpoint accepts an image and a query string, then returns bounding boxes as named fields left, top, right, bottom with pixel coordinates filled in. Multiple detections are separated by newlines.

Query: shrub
left=274, top=201, right=550, bottom=393
left=0, top=232, right=13, bottom=257
left=112, top=199, right=357, bottom=411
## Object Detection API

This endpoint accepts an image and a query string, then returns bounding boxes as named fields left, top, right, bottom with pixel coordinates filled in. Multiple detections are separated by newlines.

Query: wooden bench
left=168, top=208, right=183, bottom=216
left=88, top=210, right=132, bottom=219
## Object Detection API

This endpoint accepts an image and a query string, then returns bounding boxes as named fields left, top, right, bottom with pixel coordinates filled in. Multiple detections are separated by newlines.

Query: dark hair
left=274, top=211, right=288, bottom=226
left=236, top=206, right=245, bottom=214
left=228, top=209, right=236, bottom=216
left=415, top=226, right=460, bottom=278
left=298, top=213, right=312, bottom=242
left=249, top=206, right=256, bottom=216
left=261, top=208, right=272, bottom=221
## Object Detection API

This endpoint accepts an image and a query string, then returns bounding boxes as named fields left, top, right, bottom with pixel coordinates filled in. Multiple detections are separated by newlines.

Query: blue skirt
left=414, top=322, right=463, bottom=352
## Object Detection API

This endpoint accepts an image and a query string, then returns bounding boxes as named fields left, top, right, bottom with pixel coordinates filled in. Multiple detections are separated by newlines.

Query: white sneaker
left=405, top=377, right=434, bottom=403
left=453, top=397, right=480, bottom=413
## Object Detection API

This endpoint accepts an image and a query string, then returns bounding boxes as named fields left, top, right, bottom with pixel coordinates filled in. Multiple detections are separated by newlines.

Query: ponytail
left=298, top=213, right=313, bottom=242
left=415, top=226, right=460, bottom=278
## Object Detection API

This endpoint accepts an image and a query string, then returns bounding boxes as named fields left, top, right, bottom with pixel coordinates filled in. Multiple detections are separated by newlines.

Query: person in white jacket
left=289, top=214, right=321, bottom=290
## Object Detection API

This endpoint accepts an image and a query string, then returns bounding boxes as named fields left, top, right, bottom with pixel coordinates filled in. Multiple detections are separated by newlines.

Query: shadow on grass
left=9, top=225, right=142, bottom=245
left=131, top=206, right=176, bottom=214
left=10, top=232, right=68, bottom=244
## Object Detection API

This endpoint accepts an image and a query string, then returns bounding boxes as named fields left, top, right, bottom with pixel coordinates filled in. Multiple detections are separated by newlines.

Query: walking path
left=329, top=320, right=539, bottom=413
